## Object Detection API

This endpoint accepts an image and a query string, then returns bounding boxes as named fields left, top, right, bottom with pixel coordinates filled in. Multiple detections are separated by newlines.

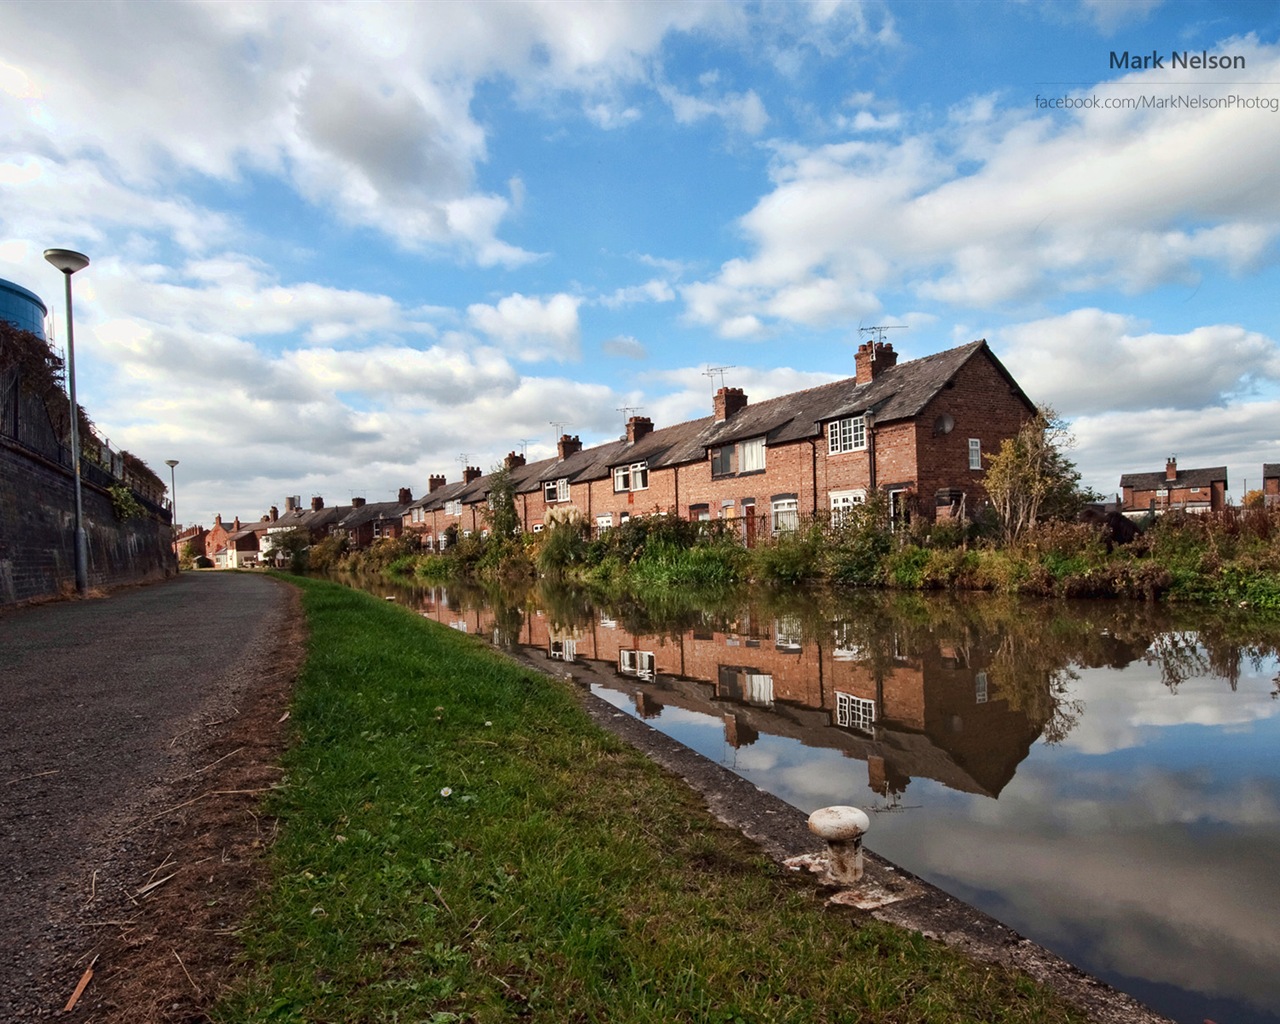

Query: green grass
left=215, top=575, right=1088, bottom=1024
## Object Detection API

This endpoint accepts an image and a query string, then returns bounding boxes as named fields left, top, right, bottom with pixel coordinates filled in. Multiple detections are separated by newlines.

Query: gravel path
left=0, top=573, right=299, bottom=1021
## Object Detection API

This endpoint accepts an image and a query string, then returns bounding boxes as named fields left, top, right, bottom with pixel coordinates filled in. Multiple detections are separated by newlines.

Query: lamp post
left=166, top=459, right=180, bottom=571
left=44, top=248, right=90, bottom=596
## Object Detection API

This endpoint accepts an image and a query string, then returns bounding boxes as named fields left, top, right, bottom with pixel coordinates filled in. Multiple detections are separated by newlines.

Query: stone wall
left=0, top=439, right=175, bottom=606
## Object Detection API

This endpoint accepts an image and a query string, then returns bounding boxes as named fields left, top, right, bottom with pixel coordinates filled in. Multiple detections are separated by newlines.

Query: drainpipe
left=809, top=439, right=818, bottom=517
left=866, top=411, right=877, bottom=493
left=674, top=463, right=679, bottom=517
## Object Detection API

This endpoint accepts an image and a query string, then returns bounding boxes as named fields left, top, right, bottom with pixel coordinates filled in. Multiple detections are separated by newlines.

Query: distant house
left=173, top=524, right=208, bottom=560
left=334, top=490, right=412, bottom=549
left=1263, top=464, right=1280, bottom=509
left=1119, top=457, right=1227, bottom=516
left=204, top=514, right=240, bottom=563
left=221, top=521, right=269, bottom=569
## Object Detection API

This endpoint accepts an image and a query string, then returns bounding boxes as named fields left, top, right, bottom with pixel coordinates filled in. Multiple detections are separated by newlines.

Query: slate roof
left=1263, top=464, right=1280, bottom=480
left=336, top=500, right=409, bottom=530
left=1119, top=467, right=1228, bottom=489
left=528, top=339, right=1023, bottom=488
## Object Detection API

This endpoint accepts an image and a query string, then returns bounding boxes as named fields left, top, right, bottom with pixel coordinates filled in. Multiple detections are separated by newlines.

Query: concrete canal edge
left=508, top=648, right=1175, bottom=1024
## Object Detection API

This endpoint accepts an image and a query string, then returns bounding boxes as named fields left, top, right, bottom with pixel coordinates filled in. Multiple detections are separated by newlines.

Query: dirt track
left=0, top=573, right=302, bottom=1021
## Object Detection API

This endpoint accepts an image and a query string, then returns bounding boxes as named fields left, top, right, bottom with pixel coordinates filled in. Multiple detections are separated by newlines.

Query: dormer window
left=544, top=478, right=570, bottom=503
left=827, top=416, right=867, bottom=454
left=614, top=461, right=649, bottom=492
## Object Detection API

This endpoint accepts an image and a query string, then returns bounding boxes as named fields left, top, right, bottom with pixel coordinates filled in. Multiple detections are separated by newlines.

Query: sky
left=3, top=0, right=1280, bottom=527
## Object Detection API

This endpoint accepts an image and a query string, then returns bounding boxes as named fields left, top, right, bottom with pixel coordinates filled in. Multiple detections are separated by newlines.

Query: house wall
left=0, top=439, right=174, bottom=605
left=1124, top=482, right=1223, bottom=513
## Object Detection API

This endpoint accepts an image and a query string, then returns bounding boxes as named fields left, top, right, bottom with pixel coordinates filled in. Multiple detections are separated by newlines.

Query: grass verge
left=215, top=575, right=1087, bottom=1024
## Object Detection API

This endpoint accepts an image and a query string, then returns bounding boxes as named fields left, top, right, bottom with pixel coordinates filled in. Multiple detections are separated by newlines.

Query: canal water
left=332, top=573, right=1280, bottom=1024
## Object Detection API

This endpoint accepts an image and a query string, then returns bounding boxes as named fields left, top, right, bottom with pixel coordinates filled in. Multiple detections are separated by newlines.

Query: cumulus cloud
left=996, top=309, right=1280, bottom=416
left=467, top=292, right=582, bottom=362
left=602, top=335, right=648, bottom=359
left=681, top=36, right=1280, bottom=335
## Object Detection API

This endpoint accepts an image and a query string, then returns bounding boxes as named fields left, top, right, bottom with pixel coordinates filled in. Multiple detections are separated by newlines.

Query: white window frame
left=836, top=692, right=876, bottom=733
left=619, top=650, right=656, bottom=680
left=827, top=416, right=867, bottom=454
left=968, top=438, right=982, bottom=470
left=445, top=500, right=462, bottom=517
left=544, top=478, right=570, bottom=503
left=613, top=461, right=649, bottom=492
left=771, top=497, right=799, bottom=534
left=829, top=489, right=866, bottom=526
left=596, top=513, right=613, bottom=532
left=976, top=670, right=989, bottom=704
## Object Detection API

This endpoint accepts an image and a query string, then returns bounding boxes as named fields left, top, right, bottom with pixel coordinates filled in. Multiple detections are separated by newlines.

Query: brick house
left=1119, top=457, right=1227, bottom=516
left=204, top=514, right=240, bottom=562
left=173, top=524, right=208, bottom=561
left=513, top=338, right=1034, bottom=533
left=1263, top=464, right=1280, bottom=509
left=333, top=490, right=412, bottom=549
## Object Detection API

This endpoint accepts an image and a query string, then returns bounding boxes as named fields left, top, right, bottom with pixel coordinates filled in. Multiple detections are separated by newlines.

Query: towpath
left=0, top=572, right=300, bottom=1020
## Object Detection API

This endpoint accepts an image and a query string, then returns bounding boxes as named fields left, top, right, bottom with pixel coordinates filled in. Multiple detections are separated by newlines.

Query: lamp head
left=44, top=248, right=90, bottom=275
left=165, top=459, right=179, bottom=468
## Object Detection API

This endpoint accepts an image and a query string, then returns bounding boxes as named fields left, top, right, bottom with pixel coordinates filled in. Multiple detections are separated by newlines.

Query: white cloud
left=602, top=335, right=648, bottom=359
left=996, top=309, right=1280, bottom=416
left=467, top=292, right=582, bottom=362
left=681, top=37, right=1280, bottom=333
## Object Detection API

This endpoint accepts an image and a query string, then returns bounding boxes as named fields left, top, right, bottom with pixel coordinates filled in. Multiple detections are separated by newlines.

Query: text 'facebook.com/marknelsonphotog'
left=1035, top=93, right=1280, bottom=112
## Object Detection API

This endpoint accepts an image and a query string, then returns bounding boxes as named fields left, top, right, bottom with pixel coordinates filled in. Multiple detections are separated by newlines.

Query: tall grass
left=216, top=576, right=1087, bottom=1024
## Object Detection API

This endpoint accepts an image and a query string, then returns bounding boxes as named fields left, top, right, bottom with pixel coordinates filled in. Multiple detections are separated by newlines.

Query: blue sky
left=3, top=0, right=1279, bottom=525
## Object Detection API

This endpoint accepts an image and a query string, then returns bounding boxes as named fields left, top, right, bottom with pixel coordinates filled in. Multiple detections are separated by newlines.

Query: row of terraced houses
left=407, top=338, right=1032, bottom=548
left=186, top=336, right=1278, bottom=567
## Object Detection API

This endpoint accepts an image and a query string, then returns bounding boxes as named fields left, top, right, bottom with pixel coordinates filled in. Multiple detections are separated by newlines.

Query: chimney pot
left=504, top=451, right=527, bottom=470
left=311, top=496, right=324, bottom=511
left=269, top=506, right=279, bottom=522
left=464, top=465, right=483, bottom=484
left=234, top=517, right=241, bottom=531
left=1166, top=456, right=1178, bottom=481
left=352, top=496, right=366, bottom=508
left=855, top=341, right=898, bottom=384
left=557, top=434, right=583, bottom=460
left=627, top=416, right=654, bottom=442
left=429, top=474, right=447, bottom=492
left=713, top=388, right=748, bottom=422
left=398, top=487, right=412, bottom=504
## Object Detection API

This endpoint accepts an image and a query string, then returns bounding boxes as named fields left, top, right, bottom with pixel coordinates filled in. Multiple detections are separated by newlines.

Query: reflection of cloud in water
left=885, top=815, right=1280, bottom=1013
left=1061, top=664, right=1279, bottom=755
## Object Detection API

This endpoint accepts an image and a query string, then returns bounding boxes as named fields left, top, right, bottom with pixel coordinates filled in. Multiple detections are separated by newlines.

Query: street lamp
left=44, top=248, right=91, bottom=596
left=166, top=459, right=180, bottom=571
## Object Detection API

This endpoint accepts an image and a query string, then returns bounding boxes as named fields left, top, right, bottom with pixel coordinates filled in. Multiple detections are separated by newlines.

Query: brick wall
left=1, top=439, right=175, bottom=605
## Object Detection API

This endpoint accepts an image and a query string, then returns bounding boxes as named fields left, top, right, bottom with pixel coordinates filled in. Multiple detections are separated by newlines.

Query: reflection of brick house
left=407, top=339, right=1036, bottom=540
left=1120, top=457, right=1227, bottom=515
left=1263, top=464, right=1280, bottom=509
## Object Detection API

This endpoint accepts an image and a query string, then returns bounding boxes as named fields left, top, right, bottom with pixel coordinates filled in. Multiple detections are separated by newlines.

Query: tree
left=984, top=407, right=1095, bottom=543
left=483, top=463, right=521, bottom=542
left=268, top=527, right=311, bottom=573
left=1243, top=489, right=1265, bottom=510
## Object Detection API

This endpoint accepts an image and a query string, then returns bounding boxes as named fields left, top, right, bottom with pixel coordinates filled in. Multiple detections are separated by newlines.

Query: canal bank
left=508, top=644, right=1171, bottom=1024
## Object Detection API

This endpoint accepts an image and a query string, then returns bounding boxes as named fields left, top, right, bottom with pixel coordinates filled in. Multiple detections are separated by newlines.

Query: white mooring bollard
left=807, top=806, right=870, bottom=884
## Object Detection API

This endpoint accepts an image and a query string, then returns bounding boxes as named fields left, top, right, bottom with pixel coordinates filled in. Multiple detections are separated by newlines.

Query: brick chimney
left=463, top=465, right=483, bottom=483
left=310, top=496, right=324, bottom=511
left=233, top=517, right=241, bottom=531
left=269, top=506, right=279, bottom=522
left=627, top=416, right=654, bottom=442
left=504, top=451, right=527, bottom=470
left=855, top=341, right=898, bottom=385
left=713, top=387, right=747, bottom=422
left=352, top=496, right=366, bottom=508
left=429, top=474, right=447, bottom=493
left=215, top=513, right=223, bottom=527
left=398, top=487, right=412, bottom=504
left=557, top=434, right=582, bottom=460
left=1166, top=456, right=1178, bottom=481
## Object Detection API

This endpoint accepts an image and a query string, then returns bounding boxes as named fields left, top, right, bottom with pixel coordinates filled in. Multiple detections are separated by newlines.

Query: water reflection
left=332, top=573, right=1280, bottom=1024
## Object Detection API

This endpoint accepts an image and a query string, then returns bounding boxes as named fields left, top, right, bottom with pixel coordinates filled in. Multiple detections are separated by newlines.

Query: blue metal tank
left=0, top=276, right=49, bottom=341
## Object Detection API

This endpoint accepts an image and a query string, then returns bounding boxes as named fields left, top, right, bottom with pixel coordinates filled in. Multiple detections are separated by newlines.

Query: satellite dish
left=934, top=413, right=955, bottom=436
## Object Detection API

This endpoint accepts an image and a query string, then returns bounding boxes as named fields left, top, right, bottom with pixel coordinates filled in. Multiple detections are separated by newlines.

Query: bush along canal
left=327, top=571, right=1280, bottom=1024
left=219, top=574, right=1100, bottom=1024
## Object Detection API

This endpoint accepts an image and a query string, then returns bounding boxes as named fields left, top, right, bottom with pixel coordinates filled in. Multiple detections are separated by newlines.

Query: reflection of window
left=836, top=692, right=876, bottom=732
left=975, top=671, right=988, bottom=704
left=718, top=665, right=774, bottom=706
left=833, top=623, right=866, bottom=661
left=450, top=620, right=468, bottom=633
left=774, top=616, right=803, bottom=652
left=619, top=650, right=655, bottom=680
left=549, top=638, right=577, bottom=661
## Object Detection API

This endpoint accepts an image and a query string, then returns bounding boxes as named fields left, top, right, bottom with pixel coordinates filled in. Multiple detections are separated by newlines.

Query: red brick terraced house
left=525, top=339, right=1034, bottom=534
left=1119, top=457, right=1228, bottom=516
left=1263, top=464, right=1280, bottom=509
